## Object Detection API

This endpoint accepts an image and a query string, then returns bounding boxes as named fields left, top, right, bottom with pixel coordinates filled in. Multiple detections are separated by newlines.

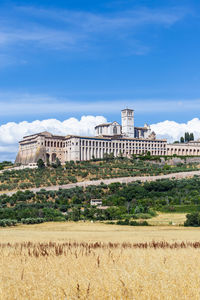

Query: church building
left=15, top=108, right=200, bottom=165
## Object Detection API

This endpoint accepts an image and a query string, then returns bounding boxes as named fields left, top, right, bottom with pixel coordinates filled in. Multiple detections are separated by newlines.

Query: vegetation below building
left=0, top=161, right=14, bottom=170
left=1, top=176, right=200, bottom=226
left=0, top=155, right=200, bottom=191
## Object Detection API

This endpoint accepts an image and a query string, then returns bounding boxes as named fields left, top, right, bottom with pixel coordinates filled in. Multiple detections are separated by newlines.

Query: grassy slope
left=0, top=158, right=199, bottom=191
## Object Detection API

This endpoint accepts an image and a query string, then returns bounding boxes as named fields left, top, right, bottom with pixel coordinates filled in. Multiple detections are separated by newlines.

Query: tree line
left=1, top=176, right=200, bottom=225
left=180, top=132, right=194, bottom=143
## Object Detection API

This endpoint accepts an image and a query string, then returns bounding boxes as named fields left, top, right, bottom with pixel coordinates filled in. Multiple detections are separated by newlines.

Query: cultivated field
left=147, top=212, right=186, bottom=226
left=1, top=222, right=200, bottom=299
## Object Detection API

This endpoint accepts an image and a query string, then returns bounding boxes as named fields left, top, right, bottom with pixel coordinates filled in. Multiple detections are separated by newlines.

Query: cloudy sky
left=0, top=0, right=200, bottom=161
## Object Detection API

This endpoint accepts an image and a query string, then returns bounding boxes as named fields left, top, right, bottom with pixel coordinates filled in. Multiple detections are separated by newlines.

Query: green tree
left=189, top=133, right=194, bottom=141
left=37, top=159, right=45, bottom=169
left=185, top=132, right=190, bottom=143
left=180, top=136, right=184, bottom=143
left=52, top=158, right=61, bottom=168
left=69, top=207, right=81, bottom=221
left=56, top=158, right=61, bottom=167
left=103, top=152, right=114, bottom=162
left=184, top=132, right=194, bottom=142
left=184, top=212, right=200, bottom=227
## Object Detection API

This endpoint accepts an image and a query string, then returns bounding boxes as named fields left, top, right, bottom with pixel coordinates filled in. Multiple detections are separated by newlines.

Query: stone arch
left=46, top=153, right=50, bottom=165
left=52, top=153, right=57, bottom=163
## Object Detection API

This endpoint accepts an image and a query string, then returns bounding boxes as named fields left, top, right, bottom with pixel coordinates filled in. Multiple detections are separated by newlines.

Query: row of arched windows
left=45, top=141, right=64, bottom=148
left=168, top=147, right=200, bottom=155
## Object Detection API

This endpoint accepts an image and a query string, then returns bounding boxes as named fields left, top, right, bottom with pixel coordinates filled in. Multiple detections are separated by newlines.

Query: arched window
left=46, top=153, right=50, bottom=164
left=52, top=153, right=57, bottom=162
left=113, top=126, right=117, bottom=135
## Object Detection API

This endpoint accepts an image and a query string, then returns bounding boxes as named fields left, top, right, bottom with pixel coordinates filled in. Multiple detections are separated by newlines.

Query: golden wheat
left=1, top=222, right=200, bottom=299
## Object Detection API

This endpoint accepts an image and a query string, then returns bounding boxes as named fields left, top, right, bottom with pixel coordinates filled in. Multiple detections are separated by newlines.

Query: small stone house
left=90, top=199, right=102, bottom=206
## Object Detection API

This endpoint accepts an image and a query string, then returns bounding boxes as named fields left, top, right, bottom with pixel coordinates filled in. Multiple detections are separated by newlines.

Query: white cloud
left=1, top=115, right=200, bottom=162
left=0, top=115, right=107, bottom=161
left=151, top=118, right=200, bottom=142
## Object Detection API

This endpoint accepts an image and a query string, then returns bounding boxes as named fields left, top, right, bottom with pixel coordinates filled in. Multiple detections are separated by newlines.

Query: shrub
left=68, top=176, right=77, bottom=183
left=0, top=219, right=17, bottom=227
left=37, top=159, right=45, bottom=169
left=116, top=219, right=130, bottom=225
left=116, top=219, right=149, bottom=226
left=52, top=216, right=66, bottom=222
left=129, top=220, right=149, bottom=226
left=21, top=218, right=44, bottom=224
left=184, top=212, right=200, bottom=227
left=132, top=213, right=152, bottom=219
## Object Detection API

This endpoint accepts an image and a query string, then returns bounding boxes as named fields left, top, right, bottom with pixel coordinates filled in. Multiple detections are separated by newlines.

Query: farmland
left=1, top=159, right=200, bottom=299
left=1, top=222, right=200, bottom=299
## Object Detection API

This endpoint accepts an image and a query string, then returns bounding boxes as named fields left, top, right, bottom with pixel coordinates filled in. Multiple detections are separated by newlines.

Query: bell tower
left=121, top=108, right=134, bottom=137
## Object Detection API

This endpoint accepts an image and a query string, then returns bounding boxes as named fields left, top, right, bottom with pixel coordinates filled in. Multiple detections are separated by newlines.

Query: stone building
left=167, top=141, right=200, bottom=156
left=15, top=108, right=200, bottom=165
left=95, top=121, right=121, bottom=137
left=95, top=109, right=152, bottom=139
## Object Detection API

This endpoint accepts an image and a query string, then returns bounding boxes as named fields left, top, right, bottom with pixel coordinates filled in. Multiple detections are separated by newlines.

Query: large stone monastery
left=15, top=109, right=200, bottom=165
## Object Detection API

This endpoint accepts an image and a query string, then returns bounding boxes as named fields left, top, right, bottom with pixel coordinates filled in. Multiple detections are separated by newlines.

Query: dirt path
left=2, top=169, right=200, bottom=196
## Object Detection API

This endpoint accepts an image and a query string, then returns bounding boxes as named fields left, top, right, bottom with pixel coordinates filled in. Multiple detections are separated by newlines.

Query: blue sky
left=1, top=0, right=200, bottom=160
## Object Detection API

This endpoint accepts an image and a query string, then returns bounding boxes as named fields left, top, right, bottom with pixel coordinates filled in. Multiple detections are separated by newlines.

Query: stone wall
left=15, top=147, right=47, bottom=165
left=160, top=157, right=200, bottom=166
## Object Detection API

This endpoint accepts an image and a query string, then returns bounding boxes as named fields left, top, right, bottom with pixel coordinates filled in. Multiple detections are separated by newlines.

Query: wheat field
left=1, top=222, right=200, bottom=300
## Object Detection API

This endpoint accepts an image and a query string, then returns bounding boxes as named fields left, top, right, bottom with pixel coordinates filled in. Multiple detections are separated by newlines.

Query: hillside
left=1, top=176, right=200, bottom=225
left=0, top=156, right=200, bottom=192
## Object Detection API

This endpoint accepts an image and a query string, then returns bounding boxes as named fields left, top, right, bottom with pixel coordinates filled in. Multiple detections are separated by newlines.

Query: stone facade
left=167, top=142, right=200, bottom=156
left=15, top=131, right=66, bottom=165
left=95, top=109, right=153, bottom=139
left=95, top=121, right=121, bottom=136
left=15, top=109, right=200, bottom=165
left=121, top=108, right=134, bottom=137
left=15, top=132, right=167, bottom=165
